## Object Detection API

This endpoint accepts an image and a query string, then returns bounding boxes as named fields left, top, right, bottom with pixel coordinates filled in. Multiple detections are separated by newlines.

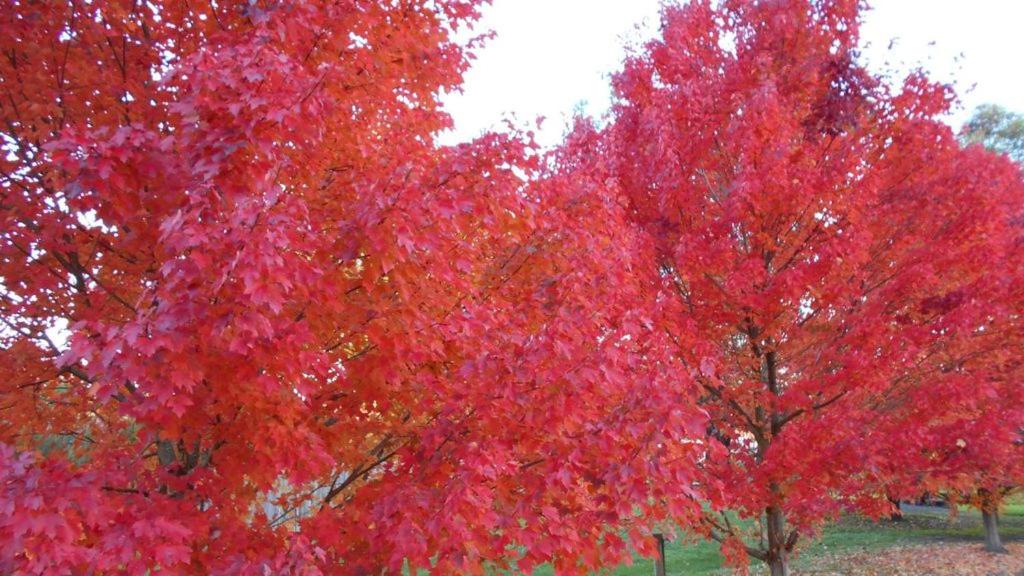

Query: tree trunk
left=888, top=496, right=903, bottom=522
left=768, top=558, right=789, bottom=576
left=766, top=506, right=790, bottom=576
left=653, top=532, right=667, bottom=576
left=982, top=509, right=1007, bottom=554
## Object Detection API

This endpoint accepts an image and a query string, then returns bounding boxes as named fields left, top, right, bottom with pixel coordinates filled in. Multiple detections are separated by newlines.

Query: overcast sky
left=441, top=0, right=1024, bottom=147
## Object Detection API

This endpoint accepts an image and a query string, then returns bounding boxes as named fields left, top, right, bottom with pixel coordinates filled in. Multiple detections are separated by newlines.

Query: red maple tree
left=0, top=1, right=705, bottom=573
left=896, top=191, right=1024, bottom=553
left=553, top=0, right=1024, bottom=574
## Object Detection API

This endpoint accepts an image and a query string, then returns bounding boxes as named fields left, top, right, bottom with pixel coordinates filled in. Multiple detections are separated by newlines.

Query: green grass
left=525, top=538, right=724, bottom=576
left=1002, top=493, right=1024, bottom=517
left=525, top=502, right=1024, bottom=575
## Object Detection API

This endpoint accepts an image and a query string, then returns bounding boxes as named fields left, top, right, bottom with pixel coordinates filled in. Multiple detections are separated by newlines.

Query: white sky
left=441, top=0, right=1024, bottom=147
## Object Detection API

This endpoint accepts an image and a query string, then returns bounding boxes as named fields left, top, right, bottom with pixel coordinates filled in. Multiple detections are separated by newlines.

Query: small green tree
left=961, top=104, right=1024, bottom=163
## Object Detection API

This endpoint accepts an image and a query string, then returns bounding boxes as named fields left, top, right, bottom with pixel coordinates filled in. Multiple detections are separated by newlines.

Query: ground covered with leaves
left=796, top=542, right=1024, bottom=575
left=785, top=505, right=1024, bottom=576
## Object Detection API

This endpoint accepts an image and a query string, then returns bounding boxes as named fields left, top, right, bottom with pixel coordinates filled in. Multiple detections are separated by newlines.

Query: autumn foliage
left=0, top=0, right=704, bottom=573
left=554, top=0, right=1024, bottom=573
left=1, top=0, right=1023, bottom=575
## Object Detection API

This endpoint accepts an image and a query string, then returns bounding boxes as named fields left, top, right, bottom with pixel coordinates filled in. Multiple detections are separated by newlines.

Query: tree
left=556, top=0, right=1024, bottom=574
left=874, top=304, right=1024, bottom=554
left=902, top=257, right=1024, bottom=553
left=939, top=429, right=1024, bottom=554
left=911, top=102, right=1024, bottom=554
left=0, top=1, right=706, bottom=573
left=961, top=104, right=1024, bottom=163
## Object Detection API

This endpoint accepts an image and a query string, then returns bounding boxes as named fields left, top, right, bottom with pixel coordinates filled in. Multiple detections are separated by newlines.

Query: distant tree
left=961, top=104, right=1024, bottom=163
left=935, top=104, right=1024, bottom=554
left=889, top=309, right=1024, bottom=554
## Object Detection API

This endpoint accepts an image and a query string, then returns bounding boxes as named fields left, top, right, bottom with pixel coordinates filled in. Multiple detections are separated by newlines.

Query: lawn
left=528, top=499, right=1024, bottom=575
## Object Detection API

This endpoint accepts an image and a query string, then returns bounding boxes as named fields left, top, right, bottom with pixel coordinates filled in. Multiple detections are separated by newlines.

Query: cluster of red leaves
left=0, top=445, right=194, bottom=574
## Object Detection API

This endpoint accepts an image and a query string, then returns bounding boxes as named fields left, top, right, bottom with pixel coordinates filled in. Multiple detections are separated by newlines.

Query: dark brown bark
left=766, top=505, right=790, bottom=576
left=653, top=532, right=667, bottom=576
left=768, top=559, right=789, bottom=576
left=982, top=508, right=1007, bottom=553
left=756, top=338, right=793, bottom=576
left=888, top=496, right=903, bottom=522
